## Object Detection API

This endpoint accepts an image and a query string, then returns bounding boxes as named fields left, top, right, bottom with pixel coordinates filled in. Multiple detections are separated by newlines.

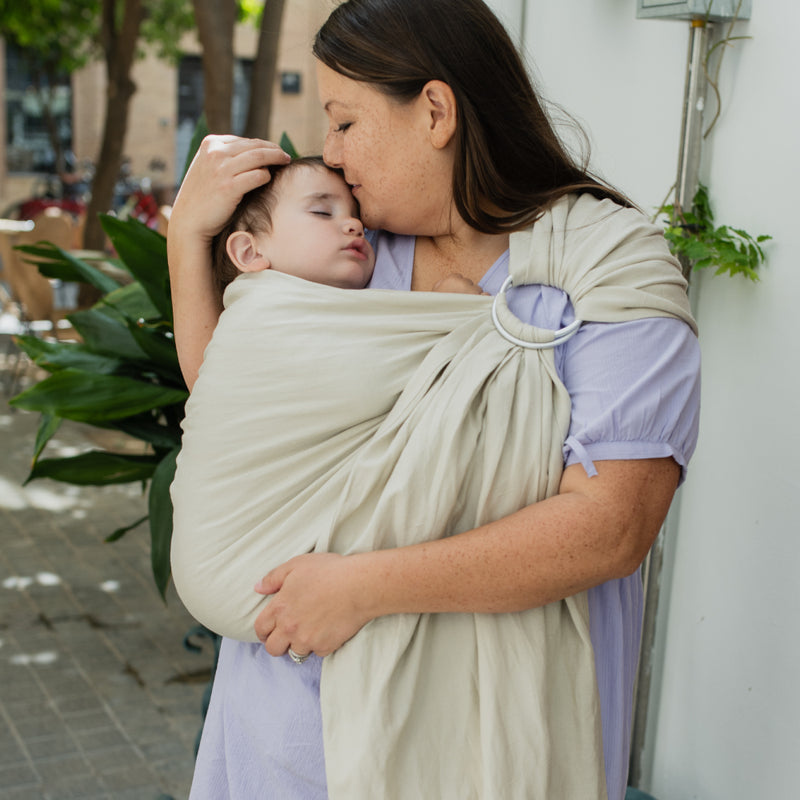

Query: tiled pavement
left=0, top=338, right=213, bottom=799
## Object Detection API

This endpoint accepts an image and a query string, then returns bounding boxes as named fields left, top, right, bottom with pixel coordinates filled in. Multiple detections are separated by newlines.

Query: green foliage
left=0, top=0, right=196, bottom=72
left=238, top=0, right=266, bottom=25
left=280, top=132, right=300, bottom=160
left=0, top=0, right=100, bottom=73
left=10, top=215, right=187, bottom=599
left=659, top=184, right=771, bottom=282
left=141, top=0, right=196, bottom=64
left=10, top=127, right=302, bottom=600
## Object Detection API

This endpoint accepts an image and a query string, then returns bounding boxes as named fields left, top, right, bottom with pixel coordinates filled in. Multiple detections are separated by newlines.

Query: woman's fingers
left=204, top=136, right=290, bottom=178
left=193, top=138, right=287, bottom=203
left=203, top=134, right=284, bottom=153
left=252, top=553, right=372, bottom=658
left=255, top=611, right=275, bottom=643
left=171, top=135, right=291, bottom=241
left=254, top=558, right=294, bottom=596
left=255, top=594, right=313, bottom=658
left=261, top=627, right=289, bottom=657
left=431, top=273, right=487, bottom=295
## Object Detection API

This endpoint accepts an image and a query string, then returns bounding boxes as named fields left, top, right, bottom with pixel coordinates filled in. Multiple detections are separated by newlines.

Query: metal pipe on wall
left=676, top=19, right=711, bottom=275
left=677, top=20, right=711, bottom=207
left=628, top=18, right=710, bottom=788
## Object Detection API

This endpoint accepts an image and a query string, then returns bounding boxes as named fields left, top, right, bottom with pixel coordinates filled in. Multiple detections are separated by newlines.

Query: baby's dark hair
left=211, top=155, right=336, bottom=294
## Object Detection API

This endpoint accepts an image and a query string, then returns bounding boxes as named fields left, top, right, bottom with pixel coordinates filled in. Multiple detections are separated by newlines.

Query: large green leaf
left=100, top=216, right=173, bottom=323
left=110, top=414, right=183, bottom=450
left=25, top=451, right=160, bottom=485
left=106, top=514, right=149, bottom=543
left=10, top=369, right=188, bottom=422
left=67, top=307, right=149, bottom=361
left=13, top=334, right=123, bottom=375
left=32, top=414, right=62, bottom=465
left=148, top=446, right=180, bottom=599
left=16, top=243, right=123, bottom=294
left=101, top=281, right=161, bottom=322
left=126, top=320, right=182, bottom=374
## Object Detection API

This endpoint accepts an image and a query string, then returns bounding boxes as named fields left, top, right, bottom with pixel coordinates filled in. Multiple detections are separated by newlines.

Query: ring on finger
left=288, top=647, right=310, bottom=664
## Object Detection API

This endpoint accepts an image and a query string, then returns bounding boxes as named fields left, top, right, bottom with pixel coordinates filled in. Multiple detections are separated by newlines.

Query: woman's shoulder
left=562, top=315, right=701, bottom=481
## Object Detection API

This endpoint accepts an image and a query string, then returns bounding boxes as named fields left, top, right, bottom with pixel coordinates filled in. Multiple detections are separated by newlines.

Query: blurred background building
left=0, top=0, right=329, bottom=216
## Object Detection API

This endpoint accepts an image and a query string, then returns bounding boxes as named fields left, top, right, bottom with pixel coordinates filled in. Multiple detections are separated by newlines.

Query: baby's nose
left=345, top=218, right=364, bottom=236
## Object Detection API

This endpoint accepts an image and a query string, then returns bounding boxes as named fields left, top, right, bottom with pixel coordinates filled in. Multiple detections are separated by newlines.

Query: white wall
left=485, top=0, right=525, bottom=45
left=522, top=1, right=800, bottom=797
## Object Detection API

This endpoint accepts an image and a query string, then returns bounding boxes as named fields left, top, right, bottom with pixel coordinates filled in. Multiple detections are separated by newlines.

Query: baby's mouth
left=345, top=239, right=368, bottom=259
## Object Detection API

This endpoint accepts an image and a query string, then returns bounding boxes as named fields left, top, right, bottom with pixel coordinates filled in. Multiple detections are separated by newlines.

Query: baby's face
left=256, top=166, right=375, bottom=289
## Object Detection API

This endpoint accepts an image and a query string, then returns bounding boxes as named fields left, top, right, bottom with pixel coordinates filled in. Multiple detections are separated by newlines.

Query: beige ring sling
left=171, top=194, right=696, bottom=799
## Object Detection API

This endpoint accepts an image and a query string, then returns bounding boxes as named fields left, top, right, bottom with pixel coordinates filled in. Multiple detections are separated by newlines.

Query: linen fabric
left=172, top=194, right=696, bottom=799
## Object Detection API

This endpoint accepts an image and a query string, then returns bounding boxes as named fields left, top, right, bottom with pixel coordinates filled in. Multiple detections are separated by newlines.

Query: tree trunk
left=80, top=0, right=144, bottom=301
left=243, top=0, right=286, bottom=139
left=192, top=0, right=237, bottom=133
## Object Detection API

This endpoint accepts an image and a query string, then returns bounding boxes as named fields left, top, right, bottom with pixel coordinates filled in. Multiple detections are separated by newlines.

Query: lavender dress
left=189, top=231, right=701, bottom=800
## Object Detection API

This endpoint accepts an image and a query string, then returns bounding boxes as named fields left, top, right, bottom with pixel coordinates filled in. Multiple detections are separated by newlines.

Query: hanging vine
left=702, top=0, right=751, bottom=139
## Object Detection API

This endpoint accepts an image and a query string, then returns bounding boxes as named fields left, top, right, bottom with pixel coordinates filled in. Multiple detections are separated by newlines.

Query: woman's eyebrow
left=323, top=100, right=354, bottom=113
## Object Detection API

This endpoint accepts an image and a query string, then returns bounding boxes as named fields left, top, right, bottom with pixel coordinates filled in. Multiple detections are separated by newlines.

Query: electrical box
left=636, top=0, right=751, bottom=21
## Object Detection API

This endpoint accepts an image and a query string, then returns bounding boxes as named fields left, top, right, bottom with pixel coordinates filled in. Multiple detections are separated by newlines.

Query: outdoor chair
left=0, top=208, right=79, bottom=396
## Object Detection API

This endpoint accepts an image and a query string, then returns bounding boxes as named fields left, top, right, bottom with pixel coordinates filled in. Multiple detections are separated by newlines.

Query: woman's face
left=316, top=62, right=454, bottom=236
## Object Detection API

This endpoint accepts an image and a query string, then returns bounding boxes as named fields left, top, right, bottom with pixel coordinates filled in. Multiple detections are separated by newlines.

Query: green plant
left=652, top=3, right=771, bottom=283
left=9, top=216, right=187, bottom=598
left=9, top=125, right=300, bottom=601
left=659, top=184, right=771, bottom=282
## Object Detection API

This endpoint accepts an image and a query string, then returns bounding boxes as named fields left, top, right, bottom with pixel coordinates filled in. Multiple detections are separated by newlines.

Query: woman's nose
left=323, top=133, right=341, bottom=168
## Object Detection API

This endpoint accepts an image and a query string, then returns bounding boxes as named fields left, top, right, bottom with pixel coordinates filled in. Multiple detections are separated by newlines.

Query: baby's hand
left=432, top=273, right=488, bottom=295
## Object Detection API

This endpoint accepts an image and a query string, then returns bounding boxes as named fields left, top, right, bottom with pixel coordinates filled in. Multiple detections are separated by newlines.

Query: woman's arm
left=254, top=456, right=679, bottom=657
left=167, top=135, right=290, bottom=388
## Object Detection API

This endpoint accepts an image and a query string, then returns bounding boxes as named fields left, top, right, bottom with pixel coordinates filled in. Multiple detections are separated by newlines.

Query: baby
left=173, top=157, right=494, bottom=648
left=212, top=156, right=376, bottom=296
left=212, top=155, right=484, bottom=296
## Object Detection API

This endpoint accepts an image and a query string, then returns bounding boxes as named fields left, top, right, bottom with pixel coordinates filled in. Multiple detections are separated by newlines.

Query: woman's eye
left=335, top=122, right=352, bottom=133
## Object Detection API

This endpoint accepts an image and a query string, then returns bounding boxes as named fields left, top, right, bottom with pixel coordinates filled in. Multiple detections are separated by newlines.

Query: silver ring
left=491, top=275, right=582, bottom=350
left=288, top=648, right=310, bottom=664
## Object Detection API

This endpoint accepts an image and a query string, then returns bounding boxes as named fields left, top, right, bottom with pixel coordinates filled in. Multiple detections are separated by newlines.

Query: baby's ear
left=226, top=231, right=270, bottom=272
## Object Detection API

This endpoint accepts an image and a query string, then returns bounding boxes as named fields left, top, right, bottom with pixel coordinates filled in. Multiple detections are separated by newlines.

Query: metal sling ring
left=491, top=276, right=582, bottom=350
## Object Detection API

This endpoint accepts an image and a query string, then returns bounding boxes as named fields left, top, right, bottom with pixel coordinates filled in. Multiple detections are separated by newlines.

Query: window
left=4, top=41, right=73, bottom=174
left=175, top=54, right=253, bottom=184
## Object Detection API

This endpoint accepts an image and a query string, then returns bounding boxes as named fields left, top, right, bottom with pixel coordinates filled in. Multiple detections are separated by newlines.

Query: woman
left=167, top=1, right=700, bottom=798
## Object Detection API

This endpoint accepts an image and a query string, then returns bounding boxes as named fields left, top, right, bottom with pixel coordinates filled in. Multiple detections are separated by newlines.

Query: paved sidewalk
left=0, top=339, right=213, bottom=799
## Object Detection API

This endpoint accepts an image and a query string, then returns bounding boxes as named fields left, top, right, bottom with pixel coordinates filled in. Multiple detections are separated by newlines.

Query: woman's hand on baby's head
left=432, top=273, right=488, bottom=295
left=170, top=135, right=292, bottom=243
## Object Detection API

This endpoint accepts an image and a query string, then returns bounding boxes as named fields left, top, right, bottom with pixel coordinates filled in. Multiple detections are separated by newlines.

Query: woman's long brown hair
left=314, top=0, right=632, bottom=234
